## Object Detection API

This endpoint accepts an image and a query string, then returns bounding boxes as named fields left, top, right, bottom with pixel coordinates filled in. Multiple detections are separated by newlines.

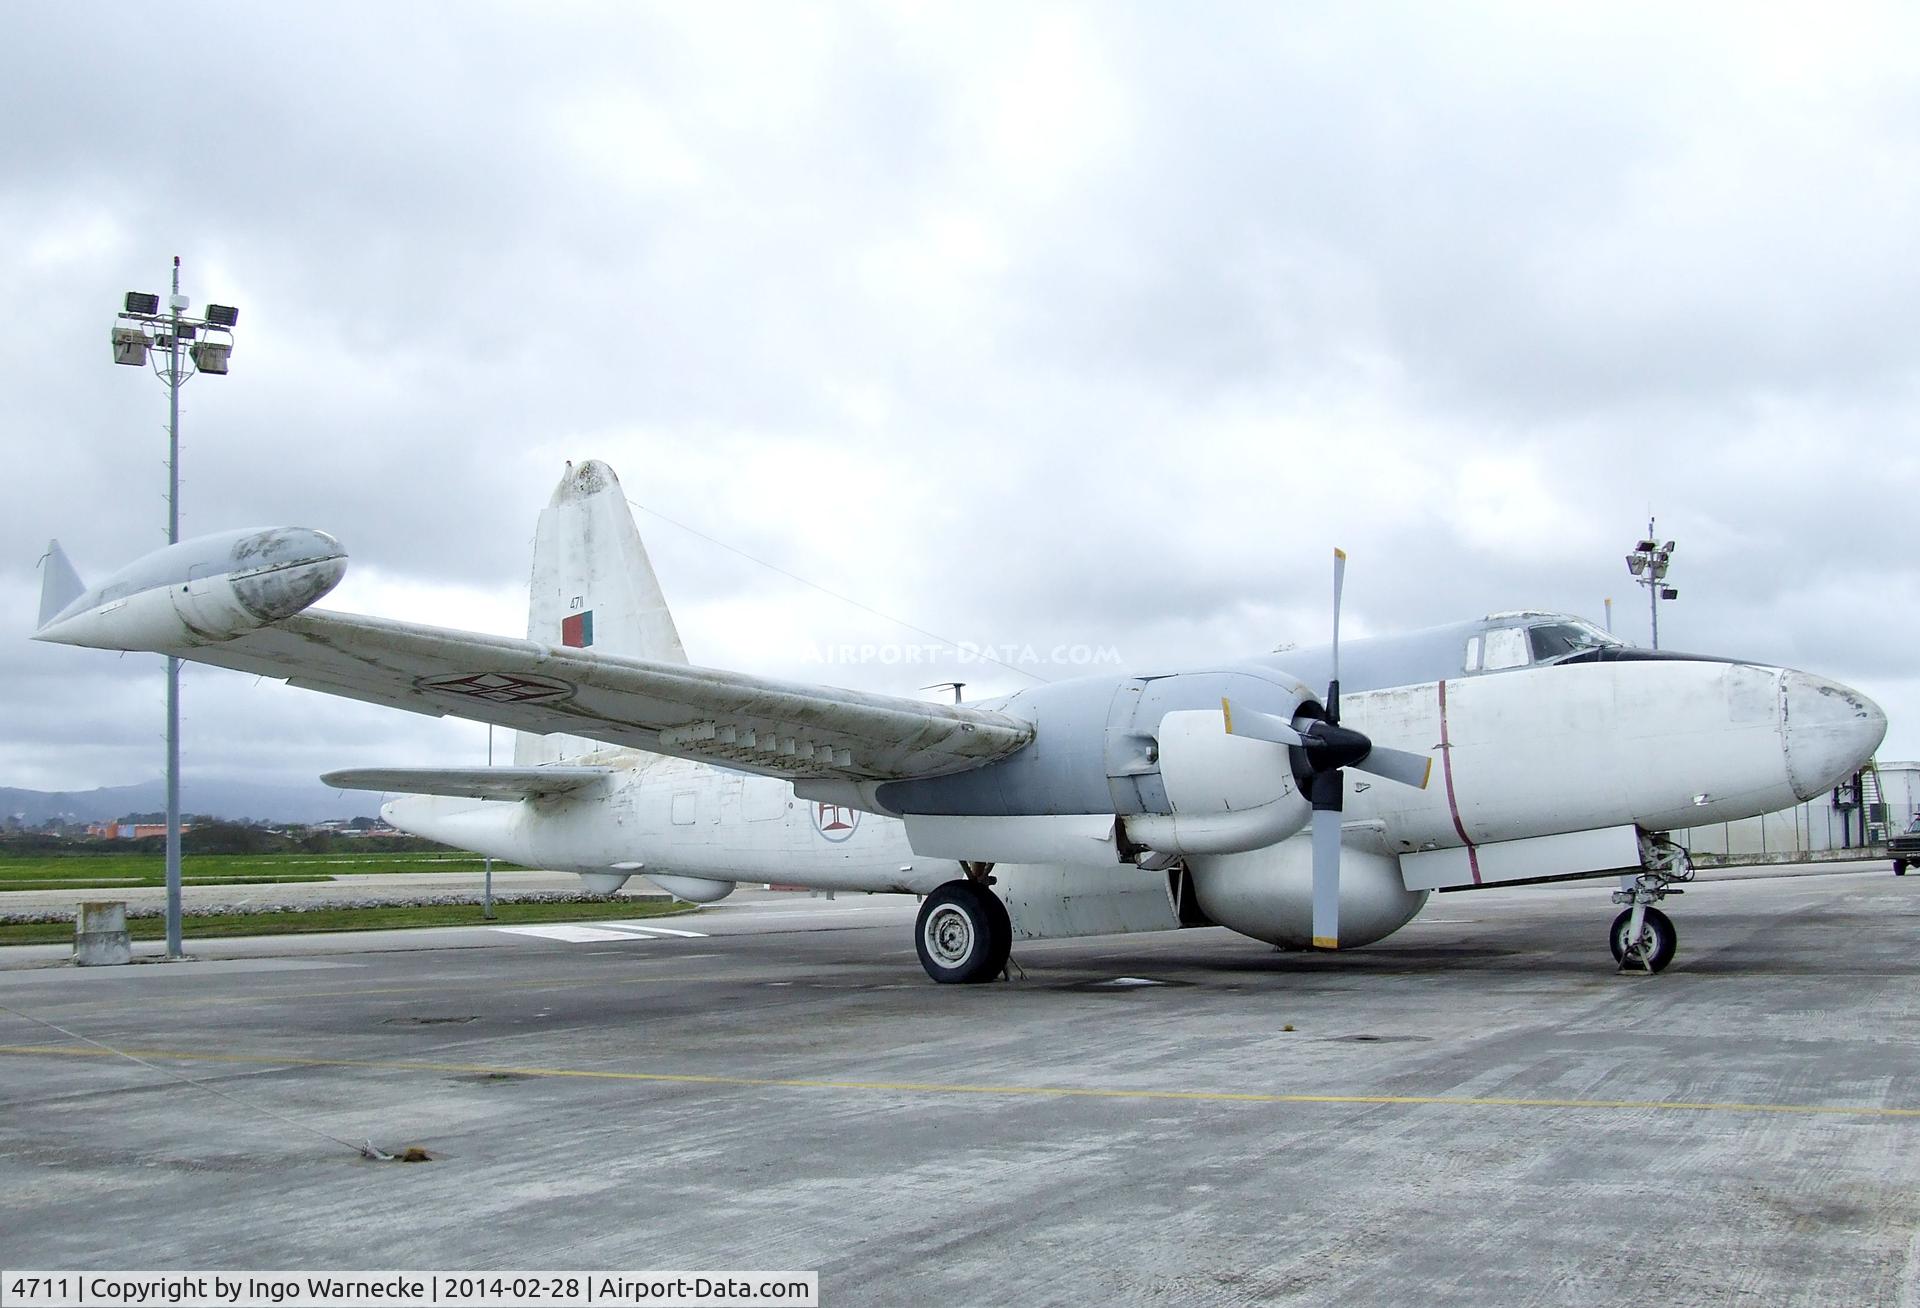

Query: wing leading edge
left=174, top=608, right=1034, bottom=784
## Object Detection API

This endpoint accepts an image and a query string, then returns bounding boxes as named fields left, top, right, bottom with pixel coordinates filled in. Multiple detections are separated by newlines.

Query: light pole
left=111, top=257, right=239, bottom=959
left=1624, top=519, right=1678, bottom=650
left=483, top=724, right=495, bottom=920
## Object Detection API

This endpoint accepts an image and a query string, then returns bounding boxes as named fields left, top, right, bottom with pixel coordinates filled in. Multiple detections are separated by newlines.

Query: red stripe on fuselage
left=1436, top=679, right=1481, bottom=885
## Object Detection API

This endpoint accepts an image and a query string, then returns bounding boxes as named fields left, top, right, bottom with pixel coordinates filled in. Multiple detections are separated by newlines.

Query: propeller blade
left=1326, top=548, right=1347, bottom=724
left=1310, top=803, right=1342, bottom=949
left=1330, top=548, right=1345, bottom=689
left=1352, top=745, right=1433, bottom=790
left=1220, top=698, right=1307, bottom=747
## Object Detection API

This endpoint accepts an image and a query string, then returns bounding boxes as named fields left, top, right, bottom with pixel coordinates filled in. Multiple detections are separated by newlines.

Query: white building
left=1678, top=760, right=1918, bottom=861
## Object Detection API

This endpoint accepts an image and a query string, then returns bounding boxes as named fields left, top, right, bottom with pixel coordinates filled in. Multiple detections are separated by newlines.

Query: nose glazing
left=1780, top=671, right=1887, bottom=801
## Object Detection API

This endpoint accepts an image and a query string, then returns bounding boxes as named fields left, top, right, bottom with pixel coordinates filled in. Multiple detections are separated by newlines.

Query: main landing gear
left=1610, top=835, right=1692, bottom=974
left=915, top=870, right=1012, bottom=984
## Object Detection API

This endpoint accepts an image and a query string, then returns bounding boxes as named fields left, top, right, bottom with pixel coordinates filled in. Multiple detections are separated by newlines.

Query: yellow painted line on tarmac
left=1, top=1042, right=1916, bottom=1119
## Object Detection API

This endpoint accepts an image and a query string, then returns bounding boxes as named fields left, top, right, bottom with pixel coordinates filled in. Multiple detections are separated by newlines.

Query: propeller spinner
left=1222, top=549, right=1432, bottom=949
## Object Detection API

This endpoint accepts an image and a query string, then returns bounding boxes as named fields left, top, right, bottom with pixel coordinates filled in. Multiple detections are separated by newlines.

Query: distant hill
left=1, top=779, right=386, bottom=826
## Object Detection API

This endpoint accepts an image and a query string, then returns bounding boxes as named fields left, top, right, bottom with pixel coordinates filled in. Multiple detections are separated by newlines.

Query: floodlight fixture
left=191, top=340, right=231, bottom=375
left=111, top=326, right=149, bottom=367
left=1636, top=539, right=1657, bottom=552
left=1662, top=587, right=1678, bottom=600
left=1661, top=541, right=1675, bottom=554
left=1626, top=555, right=1646, bottom=576
left=125, top=291, right=160, bottom=315
left=204, top=303, right=238, bottom=328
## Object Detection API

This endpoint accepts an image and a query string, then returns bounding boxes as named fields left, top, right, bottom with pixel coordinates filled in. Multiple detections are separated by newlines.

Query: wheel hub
left=925, top=905, right=975, bottom=965
left=1616, top=920, right=1653, bottom=960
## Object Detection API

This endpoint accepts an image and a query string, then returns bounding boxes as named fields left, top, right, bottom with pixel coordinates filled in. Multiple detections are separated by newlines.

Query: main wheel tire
left=1609, top=906, right=1677, bottom=973
left=1896, top=859, right=1909, bottom=877
left=981, top=885, right=1013, bottom=968
left=915, top=881, right=1011, bottom=984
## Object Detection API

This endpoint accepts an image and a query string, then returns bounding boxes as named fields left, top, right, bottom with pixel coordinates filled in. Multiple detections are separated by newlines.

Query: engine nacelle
left=1122, top=709, right=1312, bottom=855
left=35, top=527, right=346, bottom=651
left=876, top=666, right=1320, bottom=863
left=1187, top=840, right=1427, bottom=949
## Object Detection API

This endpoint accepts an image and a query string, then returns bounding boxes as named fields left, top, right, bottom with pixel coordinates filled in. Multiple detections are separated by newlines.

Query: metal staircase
left=1861, top=762, right=1887, bottom=844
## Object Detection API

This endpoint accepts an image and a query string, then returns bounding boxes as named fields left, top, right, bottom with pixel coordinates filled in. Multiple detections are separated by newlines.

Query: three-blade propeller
left=1222, top=549, right=1432, bottom=950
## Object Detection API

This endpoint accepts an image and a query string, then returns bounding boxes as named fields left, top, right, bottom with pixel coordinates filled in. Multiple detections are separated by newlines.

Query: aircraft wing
left=174, top=610, right=1035, bottom=783
left=320, top=766, right=616, bottom=801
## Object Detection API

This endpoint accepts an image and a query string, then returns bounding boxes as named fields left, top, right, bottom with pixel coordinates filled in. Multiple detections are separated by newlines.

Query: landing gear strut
left=1609, top=834, right=1692, bottom=974
left=915, top=873, right=1012, bottom=984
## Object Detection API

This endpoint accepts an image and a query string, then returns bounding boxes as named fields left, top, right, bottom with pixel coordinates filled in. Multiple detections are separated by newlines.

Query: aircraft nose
left=1781, top=671, right=1887, bottom=801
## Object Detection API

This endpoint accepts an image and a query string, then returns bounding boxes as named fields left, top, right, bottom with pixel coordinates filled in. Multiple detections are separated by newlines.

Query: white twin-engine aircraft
left=35, top=460, right=1886, bottom=982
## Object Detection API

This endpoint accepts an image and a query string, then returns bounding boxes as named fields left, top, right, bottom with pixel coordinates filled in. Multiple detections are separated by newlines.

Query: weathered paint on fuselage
left=1337, top=659, right=1880, bottom=851
left=386, top=753, right=951, bottom=895
left=384, top=617, right=1885, bottom=951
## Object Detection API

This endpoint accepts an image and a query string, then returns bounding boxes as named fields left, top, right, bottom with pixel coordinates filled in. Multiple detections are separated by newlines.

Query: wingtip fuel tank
left=32, top=527, right=346, bottom=651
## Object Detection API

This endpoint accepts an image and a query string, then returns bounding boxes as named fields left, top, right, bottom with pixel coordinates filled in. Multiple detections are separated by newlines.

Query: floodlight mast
left=165, top=260, right=180, bottom=959
left=1623, top=518, right=1677, bottom=650
left=110, top=257, right=238, bottom=960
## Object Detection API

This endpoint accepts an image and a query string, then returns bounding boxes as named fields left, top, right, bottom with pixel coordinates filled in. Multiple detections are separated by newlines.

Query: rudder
left=516, top=460, right=688, bottom=765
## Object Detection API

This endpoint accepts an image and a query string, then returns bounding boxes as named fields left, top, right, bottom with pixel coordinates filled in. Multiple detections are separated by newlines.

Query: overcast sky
left=3, top=1, right=1917, bottom=799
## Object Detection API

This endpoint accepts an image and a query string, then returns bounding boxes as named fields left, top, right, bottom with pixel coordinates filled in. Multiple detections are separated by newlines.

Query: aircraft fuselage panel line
left=1436, top=678, right=1482, bottom=885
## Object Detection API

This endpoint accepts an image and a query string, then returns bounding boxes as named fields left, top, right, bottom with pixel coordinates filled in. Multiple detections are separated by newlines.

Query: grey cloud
left=4, top=2, right=1916, bottom=793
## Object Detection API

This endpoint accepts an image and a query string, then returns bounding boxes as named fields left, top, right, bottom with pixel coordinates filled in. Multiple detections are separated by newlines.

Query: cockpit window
left=1528, top=620, right=1622, bottom=663
left=1483, top=625, right=1530, bottom=670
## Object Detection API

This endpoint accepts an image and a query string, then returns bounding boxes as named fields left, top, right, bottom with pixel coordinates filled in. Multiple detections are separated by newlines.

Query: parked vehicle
left=1893, top=815, right=1920, bottom=876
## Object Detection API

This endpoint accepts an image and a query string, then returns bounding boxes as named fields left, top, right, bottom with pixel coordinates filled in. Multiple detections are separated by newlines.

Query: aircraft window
left=1529, top=621, right=1622, bottom=663
left=1482, top=626, right=1529, bottom=670
left=1463, top=635, right=1483, bottom=673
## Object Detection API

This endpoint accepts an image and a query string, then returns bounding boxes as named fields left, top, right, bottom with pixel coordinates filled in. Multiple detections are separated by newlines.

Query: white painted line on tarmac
left=708, top=902, right=896, bottom=914
left=493, top=925, right=647, bottom=944
left=596, top=923, right=708, bottom=938
left=493, top=923, right=711, bottom=944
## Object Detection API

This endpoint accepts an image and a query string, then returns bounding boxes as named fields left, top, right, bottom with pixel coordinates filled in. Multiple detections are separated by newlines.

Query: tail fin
left=516, top=460, right=688, bottom=766
left=37, top=541, right=85, bottom=629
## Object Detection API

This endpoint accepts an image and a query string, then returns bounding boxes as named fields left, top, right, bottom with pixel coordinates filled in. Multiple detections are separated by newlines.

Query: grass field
left=0, top=850, right=517, bottom=891
left=0, top=898, right=695, bottom=947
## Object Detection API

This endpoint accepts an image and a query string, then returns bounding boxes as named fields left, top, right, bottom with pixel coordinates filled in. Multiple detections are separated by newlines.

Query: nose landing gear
left=1610, top=835, right=1692, bottom=974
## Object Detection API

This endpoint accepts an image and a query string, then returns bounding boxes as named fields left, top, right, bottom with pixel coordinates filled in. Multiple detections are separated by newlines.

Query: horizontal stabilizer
left=37, top=540, right=84, bottom=630
left=320, top=766, right=615, bottom=801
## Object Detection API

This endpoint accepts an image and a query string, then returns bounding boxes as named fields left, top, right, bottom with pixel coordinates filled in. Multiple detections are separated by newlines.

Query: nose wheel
left=1609, top=905, right=1677, bottom=973
left=1609, top=833, right=1691, bottom=974
left=915, top=879, right=1013, bottom=984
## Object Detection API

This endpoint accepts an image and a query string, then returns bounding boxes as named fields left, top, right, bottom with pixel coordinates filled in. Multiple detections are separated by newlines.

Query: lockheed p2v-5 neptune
left=34, top=460, right=1886, bottom=982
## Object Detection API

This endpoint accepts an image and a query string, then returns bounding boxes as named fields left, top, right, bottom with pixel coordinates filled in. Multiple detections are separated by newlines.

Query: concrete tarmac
left=1, top=865, right=1917, bottom=1306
